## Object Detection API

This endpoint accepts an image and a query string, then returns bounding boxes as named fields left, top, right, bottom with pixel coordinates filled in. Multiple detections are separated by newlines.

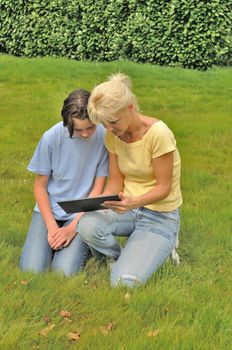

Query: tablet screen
left=58, top=194, right=121, bottom=213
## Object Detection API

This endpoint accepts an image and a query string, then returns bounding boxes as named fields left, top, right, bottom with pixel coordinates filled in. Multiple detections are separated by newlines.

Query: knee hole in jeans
left=114, top=274, right=141, bottom=287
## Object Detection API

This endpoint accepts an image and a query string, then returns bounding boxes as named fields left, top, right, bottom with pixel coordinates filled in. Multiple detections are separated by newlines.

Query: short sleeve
left=104, top=131, right=116, bottom=154
left=150, top=123, right=177, bottom=158
left=27, top=132, right=53, bottom=175
left=95, top=147, right=109, bottom=177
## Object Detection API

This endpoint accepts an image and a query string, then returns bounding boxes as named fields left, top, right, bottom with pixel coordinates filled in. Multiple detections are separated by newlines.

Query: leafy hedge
left=0, top=0, right=231, bottom=69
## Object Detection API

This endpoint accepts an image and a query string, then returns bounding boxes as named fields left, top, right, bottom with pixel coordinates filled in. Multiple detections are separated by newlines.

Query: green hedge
left=0, top=0, right=231, bottom=69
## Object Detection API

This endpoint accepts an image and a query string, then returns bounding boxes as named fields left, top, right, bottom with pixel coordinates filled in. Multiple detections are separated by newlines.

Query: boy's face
left=72, top=118, right=96, bottom=139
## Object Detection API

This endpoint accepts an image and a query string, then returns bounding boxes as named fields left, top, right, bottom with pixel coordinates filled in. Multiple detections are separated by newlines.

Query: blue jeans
left=78, top=207, right=180, bottom=287
left=20, top=211, right=90, bottom=276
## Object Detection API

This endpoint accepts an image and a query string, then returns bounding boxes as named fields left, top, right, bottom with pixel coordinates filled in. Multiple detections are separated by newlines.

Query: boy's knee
left=20, top=262, right=46, bottom=273
left=52, top=265, right=81, bottom=277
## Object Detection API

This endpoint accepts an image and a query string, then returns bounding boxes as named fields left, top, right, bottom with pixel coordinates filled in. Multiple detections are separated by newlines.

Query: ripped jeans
left=78, top=207, right=180, bottom=287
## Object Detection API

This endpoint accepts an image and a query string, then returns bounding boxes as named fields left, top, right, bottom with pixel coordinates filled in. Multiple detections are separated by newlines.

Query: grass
left=0, top=54, right=231, bottom=349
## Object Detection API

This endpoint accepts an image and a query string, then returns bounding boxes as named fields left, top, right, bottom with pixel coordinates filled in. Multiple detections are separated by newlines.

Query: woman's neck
left=119, top=113, right=158, bottom=143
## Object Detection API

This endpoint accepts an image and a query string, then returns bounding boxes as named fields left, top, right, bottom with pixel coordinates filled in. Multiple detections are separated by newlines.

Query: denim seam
left=149, top=228, right=171, bottom=241
left=79, top=248, right=90, bottom=268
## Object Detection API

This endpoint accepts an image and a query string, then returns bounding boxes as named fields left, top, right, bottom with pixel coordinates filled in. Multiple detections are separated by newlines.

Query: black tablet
left=57, top=194, right=121, bottom=214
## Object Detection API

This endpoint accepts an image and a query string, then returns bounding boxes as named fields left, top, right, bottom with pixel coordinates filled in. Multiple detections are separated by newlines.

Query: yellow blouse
left=104, top=121, right=182, bottom=212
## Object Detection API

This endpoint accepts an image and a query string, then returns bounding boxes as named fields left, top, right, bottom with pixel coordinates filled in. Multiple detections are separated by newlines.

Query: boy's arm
left=34, top=174, right=60, bottom=247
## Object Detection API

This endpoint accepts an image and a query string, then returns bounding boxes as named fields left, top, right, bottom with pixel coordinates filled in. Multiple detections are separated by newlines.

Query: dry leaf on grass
left=20, top=279, right=31, bottom=285
left=67, top=331, right=81, bottom=341
left=100, top=322, right=116, bottom=335
left=39, top=323, right=55, bottom=337
left=60, top=310, right=72, bottom=319
left=43, top=315, right=51, bottom=324
left=147, top=328, right=160, bottom=337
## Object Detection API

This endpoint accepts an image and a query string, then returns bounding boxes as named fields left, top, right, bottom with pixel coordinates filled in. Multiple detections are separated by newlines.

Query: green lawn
left=0, top=54, right=231, bottom=350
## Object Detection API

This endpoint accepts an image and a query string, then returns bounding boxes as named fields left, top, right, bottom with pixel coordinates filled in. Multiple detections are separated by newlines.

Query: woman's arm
left=103, top=151, right=173, bottom=213
left=88, top=175, right=107, bottom=197
left=103, top=152, right=124, bottom=195
left=135, top=151, right=173, bottom=206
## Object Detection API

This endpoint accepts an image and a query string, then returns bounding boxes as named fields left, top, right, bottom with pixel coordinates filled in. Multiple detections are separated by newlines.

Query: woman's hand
left=102, top=192, right=138, bottom=213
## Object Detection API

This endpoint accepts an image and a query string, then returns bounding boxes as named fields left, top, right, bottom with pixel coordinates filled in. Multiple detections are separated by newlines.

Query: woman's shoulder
left=141, top=116, right=171, bottom=138
left=147, top=120, right=173, bottom=137
left=144, top=120, right=176, bottom=152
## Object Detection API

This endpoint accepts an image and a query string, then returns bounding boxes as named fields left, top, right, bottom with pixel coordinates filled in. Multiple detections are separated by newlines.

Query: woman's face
left=103, top=106, right=132, bottom=137
left=72, top=118, right=96, bottom=139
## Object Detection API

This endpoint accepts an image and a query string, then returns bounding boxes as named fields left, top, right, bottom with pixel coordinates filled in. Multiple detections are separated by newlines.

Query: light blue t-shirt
left=28, top=122, right=108, bottom=220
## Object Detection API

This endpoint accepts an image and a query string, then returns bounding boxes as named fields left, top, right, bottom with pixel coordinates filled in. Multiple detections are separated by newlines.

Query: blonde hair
left=88, top=73, right=139, bottom=124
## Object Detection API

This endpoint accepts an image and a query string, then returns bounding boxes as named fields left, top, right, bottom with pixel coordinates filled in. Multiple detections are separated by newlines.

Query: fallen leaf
left=100, top=322, right=116, bottom=335
left=43, top=315, right=51, bottom=324
left=90, top=282, right=97, bottom=288
left=60, top=310, right=72, bottom=319
left=39, top=324, right=55, bottom=337
left=107, top=322, right=115, bottom=331
left=67, top=331, right=81, bottom=341
left=4, top=283, right=16, bottom=291
left=147, top=328, right=160, bottom=337
left=20, top=280, right=30, bottom=285
left=100, top=328, right=109, bottom=336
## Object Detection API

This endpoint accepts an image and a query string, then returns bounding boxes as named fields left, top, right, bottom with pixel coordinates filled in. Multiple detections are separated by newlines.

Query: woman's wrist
left=130, top=196, right=142, bottom=209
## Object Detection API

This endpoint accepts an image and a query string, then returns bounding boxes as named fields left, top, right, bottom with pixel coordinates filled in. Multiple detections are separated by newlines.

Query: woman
left=20, top=89, right=108, bottom=276
left=78, top=74, right=182, bottom=287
